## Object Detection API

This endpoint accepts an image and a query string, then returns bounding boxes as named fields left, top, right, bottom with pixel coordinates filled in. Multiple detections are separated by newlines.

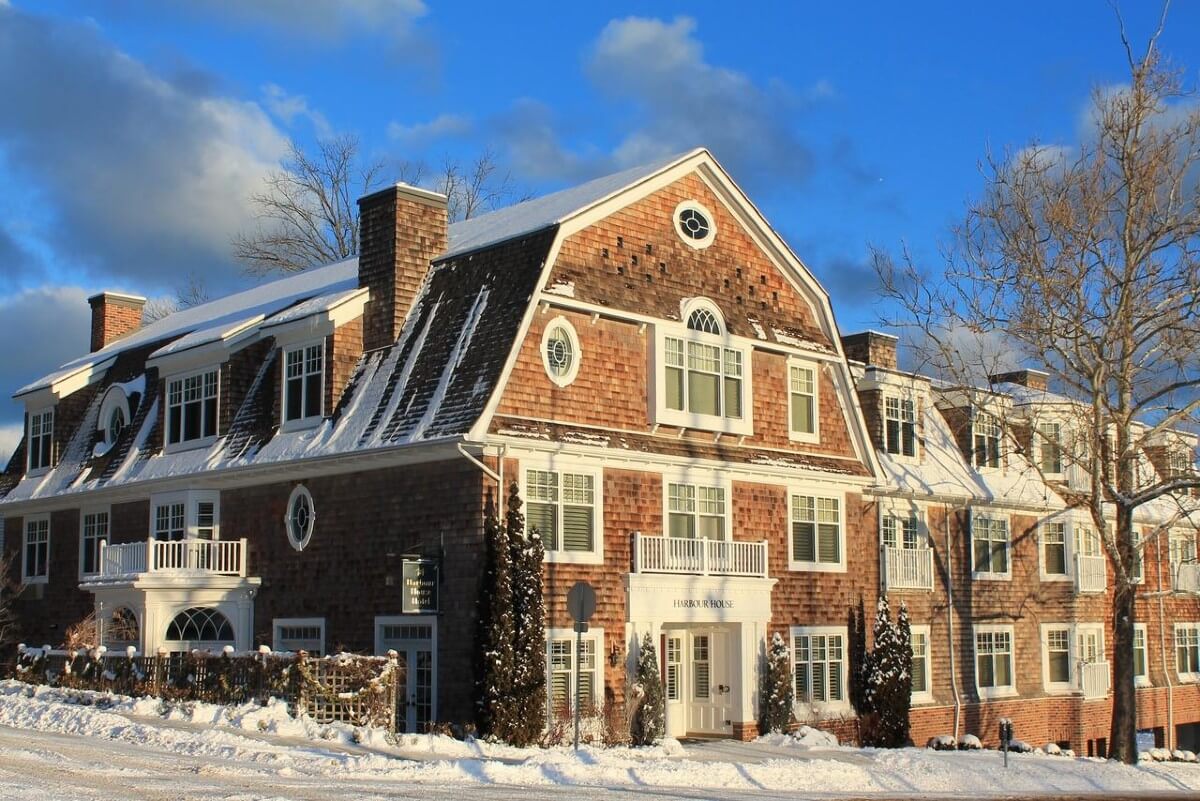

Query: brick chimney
left=989, top=369, right=1049, bottom=392
left=88, top=291, right=146, bottom=352
left=357, top=182, right=449, bottom=352
left=840, top=331, right=898, bottom=371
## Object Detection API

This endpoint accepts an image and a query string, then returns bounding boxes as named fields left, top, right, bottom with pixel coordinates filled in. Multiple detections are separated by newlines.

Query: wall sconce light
left=609, top=642, right=623, bottom=667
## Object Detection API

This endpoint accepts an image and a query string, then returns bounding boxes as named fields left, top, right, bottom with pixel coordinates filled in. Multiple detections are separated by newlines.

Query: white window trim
left=879, top=499, right=930, bottom=550
left=786, top=358, right=820, bottom=444
left=650, top=299, right=754, bottom=437
left=787, top=487, right=847, bottom=573
left=971, top=411, right=1003, bottom=471
left=149, top=490, right=221, bottom=540
left=910, top=624, right=933, bottom=705
left=163, top=366, right=221, bottom=453
left=1036, top=419, right=1066, bottom=477
left=973, top=623, right=1017, bottom=699
left=1038, top=517, right=1073, bottom=582
left=96, top=386, right=132, bottom=455
left=540, top=316, right=582, bottom=388
left=882, top=393, right=919, bottom=462
left=22, top=514, right=50, bottom=585
left=1134, top=622, right=1150, bottom=688
left=673, top=199, right=717, bottom=249
left=1040, top=623, right=1074, bottom=695
left=1176, top=623, right=1200, bottom=683
left=272, top=617, right=326, bottom=654
left=26, top=406, right=54, bottom=476
left=284, top=484, right=315, bottom=552
left=661, top=472, right=733, bottom=543
left=790, top=625, right=851, bottom=716
left=374, top=614, right=438, bottom=655
left=280, top=339, right=327, bottom=433
left=970, top=511, right=1012, bottom=581
left=78, top=505, right=111, bottom=580
left=545, top=626, right=604, bottom=715
left=520, top=459, right=604, bottom=565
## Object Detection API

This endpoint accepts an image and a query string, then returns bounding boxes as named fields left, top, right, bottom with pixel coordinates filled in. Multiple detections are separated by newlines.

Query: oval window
left=540, top=317, right=581, bottom=387
left=285, top=485, right=315, bottom=552
left=674, top=200, right=716, bottom=249
left=107, top=406, right=127, bottom=444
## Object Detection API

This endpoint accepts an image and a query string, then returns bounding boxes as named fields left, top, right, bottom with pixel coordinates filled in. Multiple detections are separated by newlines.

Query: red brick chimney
left=840, top=331, right=899, bottom=371
left=88, top=291, right=146, bottom=352
left=357, top=183, right=449, bottom=352
left=989, top=369, right=1049, bottom=392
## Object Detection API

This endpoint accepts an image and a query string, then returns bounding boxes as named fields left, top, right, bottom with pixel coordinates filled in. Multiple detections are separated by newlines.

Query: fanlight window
left=686, top=307, right=722, bottom=335
left=165, top=607, right=234, bottom=642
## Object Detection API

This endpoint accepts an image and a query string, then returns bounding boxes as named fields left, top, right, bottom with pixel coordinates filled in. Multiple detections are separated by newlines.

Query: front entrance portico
left=625, top=572, right=775, bottom=739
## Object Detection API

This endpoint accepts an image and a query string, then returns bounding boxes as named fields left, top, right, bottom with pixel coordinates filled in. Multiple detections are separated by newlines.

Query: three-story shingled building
left=2, top=149, right=1198, bottom=750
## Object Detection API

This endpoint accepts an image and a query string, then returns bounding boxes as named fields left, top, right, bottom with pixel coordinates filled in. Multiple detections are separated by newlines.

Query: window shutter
left=829, top=660, right=843, bottom=701
left=561, top=505, right=593, bottom=551
left=811, top=662, right=827, bottom=702
left=793, top=521, right=815, bottom=562
left=818, top=523, right=840, bottom=563
left=911, top=651, right=926, bottom=693
left=528, top=503, right=557, bottom=550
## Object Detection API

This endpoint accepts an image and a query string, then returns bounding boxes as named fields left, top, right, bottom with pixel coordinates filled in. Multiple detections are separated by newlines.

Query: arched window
left=686, top=307, right=722, bottom=335
left=106, top=607, right=140, bottom=648
left=165, top=607, right=234, bottom=642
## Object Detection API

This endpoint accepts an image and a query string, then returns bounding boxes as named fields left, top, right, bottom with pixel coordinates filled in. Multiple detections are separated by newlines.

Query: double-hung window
left=975, top=626, right=1015, bottom=696
left=1044, top=626, right=1071, bottom=688
left=1038, top=422, right=1063, bottom=474
left=973, top=412, right=1002, bottom=469
left=884, top=396, right=916, bottom=457
left=655, top=302, right=752, bottom=435
left=882, top=513, right=922, bottom=550
left=22, top=516, right=49, bottom=584
left=166, top=369, right=218, bottom=447
left=788, top=362, right=817, bottom=439
left=1133, top=624, right=1148, bottom=686
left=792, top=627, right=846, bottom=707
left=1177, top=624, right=1200, bottom=680
left=283, top=342, right=325, bottom=425
left=151, top=491, right=220, bottom=542
left=972, top=514, right=1009, bottom=577
left=1042, top=522, right=1068, bottom=577
left=910, top=627, right=932, bottom=702
left=790, top=493, right=842, bottom=569
left=667, top=482, right=726, bottom=540
left=525, top=468, right=599, bottom=558
left=80, top=509, right=109, bottom=577
left=547, top=629, right=601, bottom=715
left=27, top=408, right=53, bottom=473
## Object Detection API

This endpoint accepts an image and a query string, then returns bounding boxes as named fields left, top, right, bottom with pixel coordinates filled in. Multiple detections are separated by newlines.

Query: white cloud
left=0, top=9, right=291, bottom=292
left=170, top=0, right=427, bottom=46
left=263, top=84, right=333, bottom=138
left=0, top=423, right=19, bottom=472
left=387, top=113, right=473, bottom=146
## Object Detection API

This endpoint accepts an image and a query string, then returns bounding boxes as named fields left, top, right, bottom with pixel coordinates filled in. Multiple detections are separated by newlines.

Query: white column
left=732, top=621, right=765, bottom=736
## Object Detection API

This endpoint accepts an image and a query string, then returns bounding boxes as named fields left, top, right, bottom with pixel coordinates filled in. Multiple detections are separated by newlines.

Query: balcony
left=1176, top=563, right=1200, bottom=594
left=92, top=538, right=248, bottom=581
left=1076, top=660, right=1111, bottom=699
left=1074, top=554, right=1106, bottom=594
left=632, top=533, right=768, bottom=578
left=881, top=546, right=934, bottom=591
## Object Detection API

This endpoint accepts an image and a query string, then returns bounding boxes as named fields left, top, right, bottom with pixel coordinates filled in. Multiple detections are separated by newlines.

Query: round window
left=540, top=317, right=581, bottom=387
left=107, top=406, right=127, bottom=444
left=285, top=485, right=315, bottom=552
left=96, top=385, right=133, bottom=455
left=674, top=200, right=716, bottom=249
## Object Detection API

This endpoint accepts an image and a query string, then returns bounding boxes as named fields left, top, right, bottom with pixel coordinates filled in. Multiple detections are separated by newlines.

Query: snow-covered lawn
left=1, top=680, right=1198, bottom=800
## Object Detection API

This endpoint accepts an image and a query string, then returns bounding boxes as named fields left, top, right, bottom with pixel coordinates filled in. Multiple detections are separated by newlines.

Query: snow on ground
left=1, top=681, right=1198, bottom=800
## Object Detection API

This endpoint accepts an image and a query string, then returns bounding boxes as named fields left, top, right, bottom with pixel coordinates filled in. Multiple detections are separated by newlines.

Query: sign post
left=566, top=581, right=597, bottom=751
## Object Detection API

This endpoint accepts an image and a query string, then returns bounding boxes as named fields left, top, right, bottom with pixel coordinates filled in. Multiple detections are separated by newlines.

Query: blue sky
left=0, top=0, right=1197, bottom=453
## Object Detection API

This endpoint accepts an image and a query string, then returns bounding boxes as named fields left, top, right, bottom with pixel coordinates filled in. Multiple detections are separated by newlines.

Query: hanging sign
left=401, top=559, right=439, bottom=613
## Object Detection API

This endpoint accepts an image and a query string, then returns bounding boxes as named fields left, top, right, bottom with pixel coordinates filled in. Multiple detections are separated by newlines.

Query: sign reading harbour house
left=401, top=559, right=439, bottom=614
left=672, top=598, right=734, bottom=609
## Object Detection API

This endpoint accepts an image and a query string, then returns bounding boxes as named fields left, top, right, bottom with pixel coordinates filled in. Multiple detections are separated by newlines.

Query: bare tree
left=0, top=551, right=21, bottom=654
left=235, top=137, right=528, bottom=278
left=874, top=4, right=1200, bottom=764
left=142, top=272, right=212, bottom=323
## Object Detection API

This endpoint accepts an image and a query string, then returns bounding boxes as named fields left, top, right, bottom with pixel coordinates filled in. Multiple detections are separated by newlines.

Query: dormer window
left=884, top=396, right=916, bottom=457
left=166, top=368, right=218, bottom=448
left=283, top=342, right=325, bottom=427
left=26, top=408, right=53, bottom=473
left=653, top=299, right=751, bottom=435
left=973, top=412, right=1002, bottom=469
left=1169, top=449, right=1193, bottom=479
left=96, top=384, right=136, bottom=456
left=107, top=406, right=127, bottom=443
left=1038, top=421, right=1063, bottom=474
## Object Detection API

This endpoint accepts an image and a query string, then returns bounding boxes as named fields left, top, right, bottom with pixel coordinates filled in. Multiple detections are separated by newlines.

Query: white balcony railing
left=1077, top=660, right=1111, bottom=699
left=882, top=546, right=934, bottom=591
left=1176, top=563, right=1200, bottom=594
left=633, top=533, right=768, bottom=578
left=1074, top=554, right=1107, bottom=593
left=94, top=538, right=248, bottom=580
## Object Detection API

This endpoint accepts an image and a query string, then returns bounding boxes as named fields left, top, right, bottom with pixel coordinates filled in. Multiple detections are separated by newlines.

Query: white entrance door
left=688, top=629, right=732, bottom=735
left=377, top=619, right=437, bottom=734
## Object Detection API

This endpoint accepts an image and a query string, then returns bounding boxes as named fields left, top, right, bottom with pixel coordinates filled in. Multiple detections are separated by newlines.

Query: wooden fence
left=12, top=645, right=399, bottom=731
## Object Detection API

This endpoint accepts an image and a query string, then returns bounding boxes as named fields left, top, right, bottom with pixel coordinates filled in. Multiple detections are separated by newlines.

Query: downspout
left=1156, top=539, right=1174, bottom=751
left=457, top=441, right=506, bottom=516
left=945, top=502, right=961, bottom=740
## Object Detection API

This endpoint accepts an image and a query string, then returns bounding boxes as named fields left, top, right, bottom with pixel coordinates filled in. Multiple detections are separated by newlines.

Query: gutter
left=458, top=441, right=506, bottom=518
left=944, top=501, right=962, bottom=739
